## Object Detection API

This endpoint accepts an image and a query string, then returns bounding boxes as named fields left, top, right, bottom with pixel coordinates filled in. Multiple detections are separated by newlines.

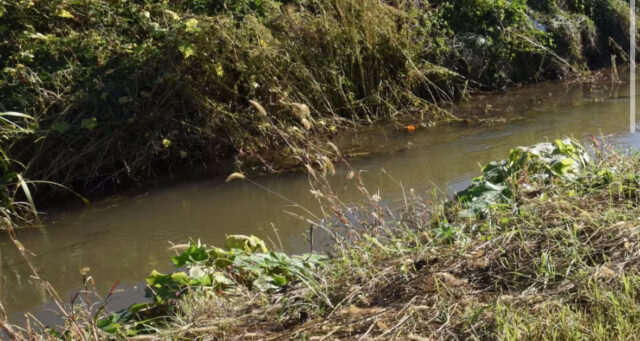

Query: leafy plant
left=456, top=138, right=589, bottom=217
left=145, top=235, right=326, bottom=304
left=91, top=235, right=326, bottom=337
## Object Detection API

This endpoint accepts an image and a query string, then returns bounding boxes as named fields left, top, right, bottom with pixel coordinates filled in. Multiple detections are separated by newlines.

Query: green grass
left=0, top=111, right=39, bottom=228
left=0, top=0, right=636, bottom=212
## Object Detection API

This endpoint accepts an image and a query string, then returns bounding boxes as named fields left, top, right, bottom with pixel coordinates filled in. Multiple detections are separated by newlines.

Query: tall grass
left=1, top=0, right=635, bottom=208
left=0, top=112, right=39, bottom=228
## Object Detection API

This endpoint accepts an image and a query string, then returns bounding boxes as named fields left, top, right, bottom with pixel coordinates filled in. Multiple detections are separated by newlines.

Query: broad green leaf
left=55, top=9, right=74, bottom=18
left=185, top=18, right=199, bottom=32
left=170, top=272, right=190, bottom=285
left=272, top=274, right=288, bottom=286
left=172, top=241, right=209, bottom=266
left=253, top=274, right=277, bottom=291
left=212, top=272, right=233, bottom=286
left=225, top=234, right=268, bottom=253
left=178, top=44, right=194, bottom=59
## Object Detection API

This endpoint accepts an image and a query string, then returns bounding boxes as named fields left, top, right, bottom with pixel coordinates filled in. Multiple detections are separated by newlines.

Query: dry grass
left=2, top=0, right=633, bottom=208
left=146, top=141, right=640, bottom=340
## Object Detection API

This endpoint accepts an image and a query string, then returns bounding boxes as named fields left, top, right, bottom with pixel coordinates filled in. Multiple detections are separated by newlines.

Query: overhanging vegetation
left=0, top=0, right=636, bottom=228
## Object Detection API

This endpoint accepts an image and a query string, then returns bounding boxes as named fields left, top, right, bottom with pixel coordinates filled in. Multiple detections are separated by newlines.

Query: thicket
left=0, top=0, right=636, bottom=225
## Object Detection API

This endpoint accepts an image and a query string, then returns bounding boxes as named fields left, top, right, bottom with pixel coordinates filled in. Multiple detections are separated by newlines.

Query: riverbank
left=1, top=0, right=637, bottom=226
left=4, top=138, right=640, bottom=339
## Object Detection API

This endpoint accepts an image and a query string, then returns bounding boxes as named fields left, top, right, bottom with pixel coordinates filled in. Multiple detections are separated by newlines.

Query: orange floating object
left=406, top=124, right=416, bottom=132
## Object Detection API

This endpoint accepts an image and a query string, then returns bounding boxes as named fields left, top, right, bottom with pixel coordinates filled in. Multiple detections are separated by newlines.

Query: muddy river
left=2, top=72, right=639, bottom=324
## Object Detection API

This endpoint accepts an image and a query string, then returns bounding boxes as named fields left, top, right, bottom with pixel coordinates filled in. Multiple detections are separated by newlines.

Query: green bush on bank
left=0, top=0, right=636, bottom=218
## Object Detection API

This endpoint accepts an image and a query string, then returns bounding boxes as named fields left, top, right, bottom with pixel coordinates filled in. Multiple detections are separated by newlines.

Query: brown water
left=2, top=74, right=640, bottom=324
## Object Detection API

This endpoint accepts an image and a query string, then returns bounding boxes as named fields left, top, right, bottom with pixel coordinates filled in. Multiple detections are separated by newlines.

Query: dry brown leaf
left=345, top=305, right=384, bottom=316
left=434, top=272, right=468, bottom=287
left=301, top=118, right=312, bottom=130
left=248, top=100, right=268, bottom=116
left=305, top=164, right=317, bottom=179
left=597, top=265, right=616, bottom=279
left=473, top=257, right=490, bottom=268
left=291, top=102, right=310, bottom=118
left=225, top=172, right=246, bottom=182
left=376, top=321, right=389, bottom=331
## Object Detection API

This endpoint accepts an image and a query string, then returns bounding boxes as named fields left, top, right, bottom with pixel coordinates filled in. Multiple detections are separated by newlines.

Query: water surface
left=2, top=74, right=639, bottom=323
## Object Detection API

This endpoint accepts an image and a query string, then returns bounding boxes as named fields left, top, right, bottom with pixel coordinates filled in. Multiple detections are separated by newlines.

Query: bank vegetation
left=3, top=138, right=640, bottom=340
left=0, top=0, right=637, bottom=226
